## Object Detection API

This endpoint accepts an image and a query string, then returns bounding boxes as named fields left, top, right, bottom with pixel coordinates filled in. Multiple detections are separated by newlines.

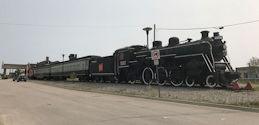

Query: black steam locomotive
left=32, top=31, right=239, bottom=88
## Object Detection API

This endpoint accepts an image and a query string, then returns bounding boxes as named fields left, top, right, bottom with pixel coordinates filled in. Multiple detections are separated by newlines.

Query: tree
left=247, top=57, right=259, bottom=67
left=15, top=69, right=22, bottom=75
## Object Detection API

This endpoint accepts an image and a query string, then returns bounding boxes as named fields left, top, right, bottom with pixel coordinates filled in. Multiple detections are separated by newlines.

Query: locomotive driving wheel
left=142, top=67, right=154, bottom=85
left=157, top=68, right=168, bottom=86
left=171, top=80, right=183, bottom=87
left=169, top=71, right=183, bottom=87
left=185, top=76, right=195, bottom=87
left=206, top=75, right=217, bottom=88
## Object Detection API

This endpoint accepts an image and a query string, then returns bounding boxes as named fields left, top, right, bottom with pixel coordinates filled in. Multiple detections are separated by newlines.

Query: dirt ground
left=31, top=80, right=259, bottom=108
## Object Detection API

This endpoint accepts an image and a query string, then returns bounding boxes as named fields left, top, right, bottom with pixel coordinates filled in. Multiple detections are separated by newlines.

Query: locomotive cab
left=113, top=45, right=147, bottom=83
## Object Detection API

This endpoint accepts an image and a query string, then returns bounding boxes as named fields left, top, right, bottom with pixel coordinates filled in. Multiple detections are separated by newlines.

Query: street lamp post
left=143, top=27, right=152, bottom=50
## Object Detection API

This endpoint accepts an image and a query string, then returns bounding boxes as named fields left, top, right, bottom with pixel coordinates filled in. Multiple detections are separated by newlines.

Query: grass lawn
left=238, top=79, right=259, bottom=84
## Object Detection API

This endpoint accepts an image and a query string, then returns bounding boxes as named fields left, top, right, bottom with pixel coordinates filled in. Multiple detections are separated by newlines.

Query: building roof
left=236, top=66, right=259, bottom=70
left=2, top=64, right=27, bottom=69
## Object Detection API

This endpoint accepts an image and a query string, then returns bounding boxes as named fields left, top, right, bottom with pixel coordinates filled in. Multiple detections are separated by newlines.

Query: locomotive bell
left=201, top=31, right=209, bottom=39
left=153, top=41, right=162, bottom=48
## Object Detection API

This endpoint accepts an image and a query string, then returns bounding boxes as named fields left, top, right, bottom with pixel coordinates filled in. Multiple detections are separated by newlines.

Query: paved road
left=0, top=80, right=259, bottom=125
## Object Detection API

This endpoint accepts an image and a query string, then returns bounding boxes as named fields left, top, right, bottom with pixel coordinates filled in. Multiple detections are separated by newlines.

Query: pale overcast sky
left=0, top=0, right=259, bottom=73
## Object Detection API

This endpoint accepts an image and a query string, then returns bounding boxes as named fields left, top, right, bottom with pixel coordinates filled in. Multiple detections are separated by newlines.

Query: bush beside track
left=31, top=80, right=259, bottom=109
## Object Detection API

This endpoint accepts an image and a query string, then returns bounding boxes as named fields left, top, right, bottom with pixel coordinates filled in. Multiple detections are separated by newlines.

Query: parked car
left=17, top=74, right=27, bottom=82
left=1, top=74, right=7, bottom=79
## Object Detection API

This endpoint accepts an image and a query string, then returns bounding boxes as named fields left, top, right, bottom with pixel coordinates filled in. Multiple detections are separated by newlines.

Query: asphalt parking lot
left=1, top=79, right=259, bottom=125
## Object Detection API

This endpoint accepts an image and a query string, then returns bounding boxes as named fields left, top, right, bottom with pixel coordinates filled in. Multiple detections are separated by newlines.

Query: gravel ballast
left=32, top=80, right=259, bottom=108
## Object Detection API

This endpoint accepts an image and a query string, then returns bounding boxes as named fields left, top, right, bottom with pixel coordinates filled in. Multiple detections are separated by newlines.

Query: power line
left=223, top=20, right=259, bottom=27
left=0, top=22, right=87, bottom=27
left=0, top=22, right=147, bottom=29
left=1, top=20, right=259, bottom=30
left=157, top=26, right=218, bottom=31
left=157, top=20, right=259, bottom=31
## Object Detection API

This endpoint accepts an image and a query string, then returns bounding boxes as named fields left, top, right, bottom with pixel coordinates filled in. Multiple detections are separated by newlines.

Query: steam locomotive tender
left=33, top=31, right=239, bottom=88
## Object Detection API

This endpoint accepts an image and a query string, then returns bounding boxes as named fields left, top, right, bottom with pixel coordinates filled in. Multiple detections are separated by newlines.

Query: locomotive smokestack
left=201, top=31, right=209, bottom=39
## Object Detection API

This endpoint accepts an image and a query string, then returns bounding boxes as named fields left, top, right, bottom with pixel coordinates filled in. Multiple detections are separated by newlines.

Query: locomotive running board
left=91, top=73, right=115, bottom=76
left=175, top=53, right=203, bottom=58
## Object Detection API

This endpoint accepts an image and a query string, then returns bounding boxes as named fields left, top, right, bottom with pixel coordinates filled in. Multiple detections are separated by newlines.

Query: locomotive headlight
left=223, top=44, right=227, bottom=50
